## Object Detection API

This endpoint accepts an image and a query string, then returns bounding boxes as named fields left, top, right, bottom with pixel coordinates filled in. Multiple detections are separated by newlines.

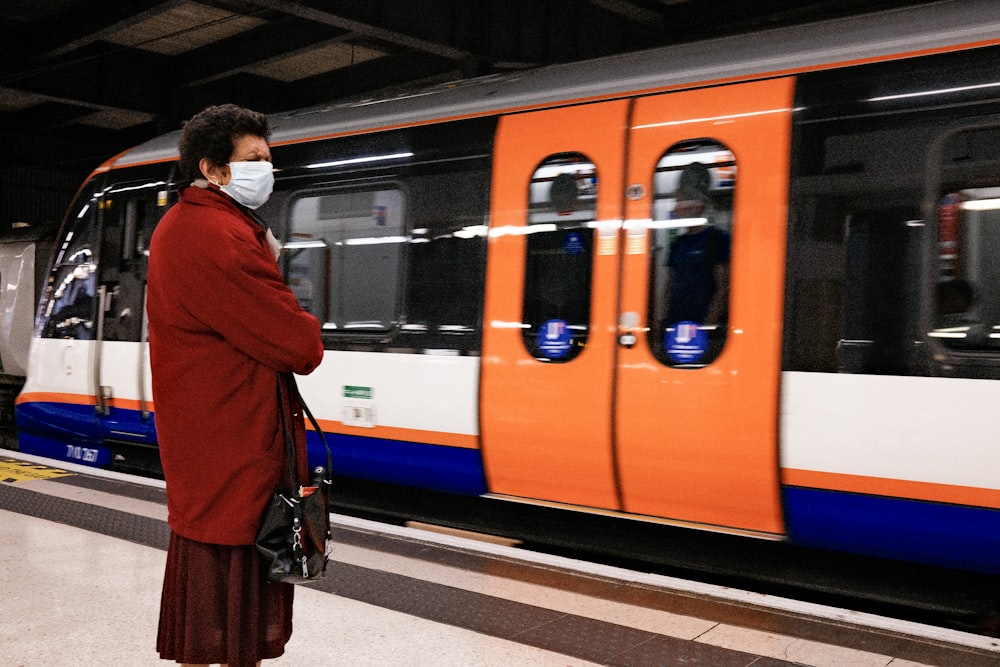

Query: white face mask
left=219, top=161, right=274, bottom=209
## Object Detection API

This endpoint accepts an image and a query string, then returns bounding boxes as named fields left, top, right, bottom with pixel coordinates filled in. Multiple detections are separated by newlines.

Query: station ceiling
left=1, top=0, right=936, bottom=178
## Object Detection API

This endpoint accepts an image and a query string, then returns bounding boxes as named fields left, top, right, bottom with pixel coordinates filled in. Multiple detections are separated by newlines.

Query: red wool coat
left=147, top=184, right=324, bottom=545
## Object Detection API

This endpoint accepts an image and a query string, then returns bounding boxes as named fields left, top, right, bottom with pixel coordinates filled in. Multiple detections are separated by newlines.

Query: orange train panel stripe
left=614, top=78, right=794, bottom=534
left=480, top=100, right=630, bottom=509
left=16, top=392, right=97, bottom=407
left=317, top=421, right=479, bottom=450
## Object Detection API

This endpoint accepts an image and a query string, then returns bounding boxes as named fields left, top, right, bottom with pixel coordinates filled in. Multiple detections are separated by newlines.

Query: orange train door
left=615, top=78, right=793, bottom=533
left=481, top=78, right=793, bottom=534
left=480, top=100, right=628, bottom=509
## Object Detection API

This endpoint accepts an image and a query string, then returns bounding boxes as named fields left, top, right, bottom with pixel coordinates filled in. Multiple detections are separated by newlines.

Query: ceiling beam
left=240, top=0, right=473, bottom=62
left=177, top=16, right=350, bottom=86
left=35, top=0, right=191, bottom=60
left=587, top=0, right=665, bottom=27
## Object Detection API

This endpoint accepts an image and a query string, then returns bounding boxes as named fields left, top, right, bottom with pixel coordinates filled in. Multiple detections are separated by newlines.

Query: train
left=13, top=0, right=1000, bottom=577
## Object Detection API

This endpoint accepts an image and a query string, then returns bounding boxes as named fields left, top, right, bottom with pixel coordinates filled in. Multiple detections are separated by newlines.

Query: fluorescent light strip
left=307, top=152, right=413, bottom=169
left=960, top=198, right=1000, bottom=211
left=868, top=81, right=1000, bottom=102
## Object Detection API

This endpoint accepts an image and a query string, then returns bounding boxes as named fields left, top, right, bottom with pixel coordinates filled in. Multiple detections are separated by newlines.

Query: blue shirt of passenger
left=666, top=226, right=730, bottom=325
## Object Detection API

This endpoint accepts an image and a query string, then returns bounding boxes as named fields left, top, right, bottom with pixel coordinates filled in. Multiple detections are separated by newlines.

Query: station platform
left=1, top=452, right=998, bottom=667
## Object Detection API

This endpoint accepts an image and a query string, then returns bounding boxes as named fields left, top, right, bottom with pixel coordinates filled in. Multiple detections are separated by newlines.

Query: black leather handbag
left=256, top=375, right=333, bottom=584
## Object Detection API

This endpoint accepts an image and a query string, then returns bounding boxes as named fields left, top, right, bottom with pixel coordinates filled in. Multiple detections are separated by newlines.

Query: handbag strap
left=276, top=374, right=333, bottom=490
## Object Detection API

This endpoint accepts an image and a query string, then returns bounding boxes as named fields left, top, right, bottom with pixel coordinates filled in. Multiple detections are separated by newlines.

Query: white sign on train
left=66, top=445, right=100, bottom=463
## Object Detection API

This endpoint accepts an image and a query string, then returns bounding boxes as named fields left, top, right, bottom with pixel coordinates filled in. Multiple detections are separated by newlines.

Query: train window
left=397, top=170, right=488, bottom=351
left=647, top=140, right=734, bottom=368
left=286, top=187, right=405, bottom=332
left=839, top=206, right=922, bottom=374
left=40, top=186, right=101, bottom=340
left=270, top=119, right=493, bottom=353
left=521, top=154, right=596, bottom=362
left=96, top=181, right=169, bottom=342
left=786, top=49, right=1000, bottom=377
left=931, top=126, right=1000, bottom=352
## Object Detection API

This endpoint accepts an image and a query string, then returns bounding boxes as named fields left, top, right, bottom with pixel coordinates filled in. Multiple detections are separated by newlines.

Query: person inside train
left=147, top=104, right=324, bottom=667
left=663, top=162, right=731, bottom=330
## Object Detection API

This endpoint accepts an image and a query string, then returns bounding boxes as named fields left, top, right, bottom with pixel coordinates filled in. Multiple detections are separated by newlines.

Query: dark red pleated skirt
left=157, top=531, right=294, bottom=666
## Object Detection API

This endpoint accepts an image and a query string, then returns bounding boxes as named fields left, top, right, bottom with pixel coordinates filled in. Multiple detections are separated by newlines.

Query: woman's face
left=230, top=133, right=271, bottom=165
left=200, top=133, right=271, bottom=185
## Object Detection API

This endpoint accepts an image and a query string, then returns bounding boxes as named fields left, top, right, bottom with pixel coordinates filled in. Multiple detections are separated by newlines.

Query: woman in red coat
left=147, top=104, right=324, bottom=667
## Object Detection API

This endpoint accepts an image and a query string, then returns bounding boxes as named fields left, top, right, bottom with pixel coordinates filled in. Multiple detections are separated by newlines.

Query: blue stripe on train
left=309, top=431, right=487, bottom=496
left=783, top=486, right=1000, bottom=575
left=18, top=431, right=113, bottom=467
left=17, top=400, right=487, bottom=496
left=16, top=401, right=156, bottom=446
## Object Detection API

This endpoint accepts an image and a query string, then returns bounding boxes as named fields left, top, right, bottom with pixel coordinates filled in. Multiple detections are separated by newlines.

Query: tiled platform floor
left=1, top=454, right=997, bottom=667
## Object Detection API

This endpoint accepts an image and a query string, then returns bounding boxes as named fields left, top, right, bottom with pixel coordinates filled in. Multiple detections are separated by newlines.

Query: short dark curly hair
left=176, top=104, right=270, bottom=181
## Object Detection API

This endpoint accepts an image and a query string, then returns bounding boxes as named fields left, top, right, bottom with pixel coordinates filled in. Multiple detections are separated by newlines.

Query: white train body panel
left=297, top=351, right=480, bottom=437
left=781, top=372, right=1000, bottom=492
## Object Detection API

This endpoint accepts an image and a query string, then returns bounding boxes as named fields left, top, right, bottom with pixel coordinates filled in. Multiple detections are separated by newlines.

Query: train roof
left=113, top=0, right=1000, bottom=169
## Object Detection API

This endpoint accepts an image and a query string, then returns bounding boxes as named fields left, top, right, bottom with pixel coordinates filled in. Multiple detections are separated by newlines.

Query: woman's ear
left=199, top=158, right=230, bottom=185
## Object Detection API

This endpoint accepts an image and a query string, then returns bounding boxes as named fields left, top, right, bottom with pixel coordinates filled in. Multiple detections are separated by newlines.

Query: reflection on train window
left=41, top=190, right=101, bottom=340
left=785, top=58, right=1000, bottom=377
left=268, top=119, right=491, bottom=353
left=521, top=154, right=596, bottom=362
left=931, top=127, right=1000, bottom=351
left=647, top=140, right=735, bottom=368
left=97, top=182, right=170, bottom=342
left=286, top=188, right=405, bottom=332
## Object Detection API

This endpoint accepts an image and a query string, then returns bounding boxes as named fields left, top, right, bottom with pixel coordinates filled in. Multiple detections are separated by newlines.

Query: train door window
left=521, top=154, right=596, bottom=362
left=647, top=140, right=735, bottom=368
left=286, top=187, right=405, bottom=332
left=40, top=188, right=101, bottom=340
left=931, top=126, right=1000, bottom=351
left=96, top=183, right=168, bottom=342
